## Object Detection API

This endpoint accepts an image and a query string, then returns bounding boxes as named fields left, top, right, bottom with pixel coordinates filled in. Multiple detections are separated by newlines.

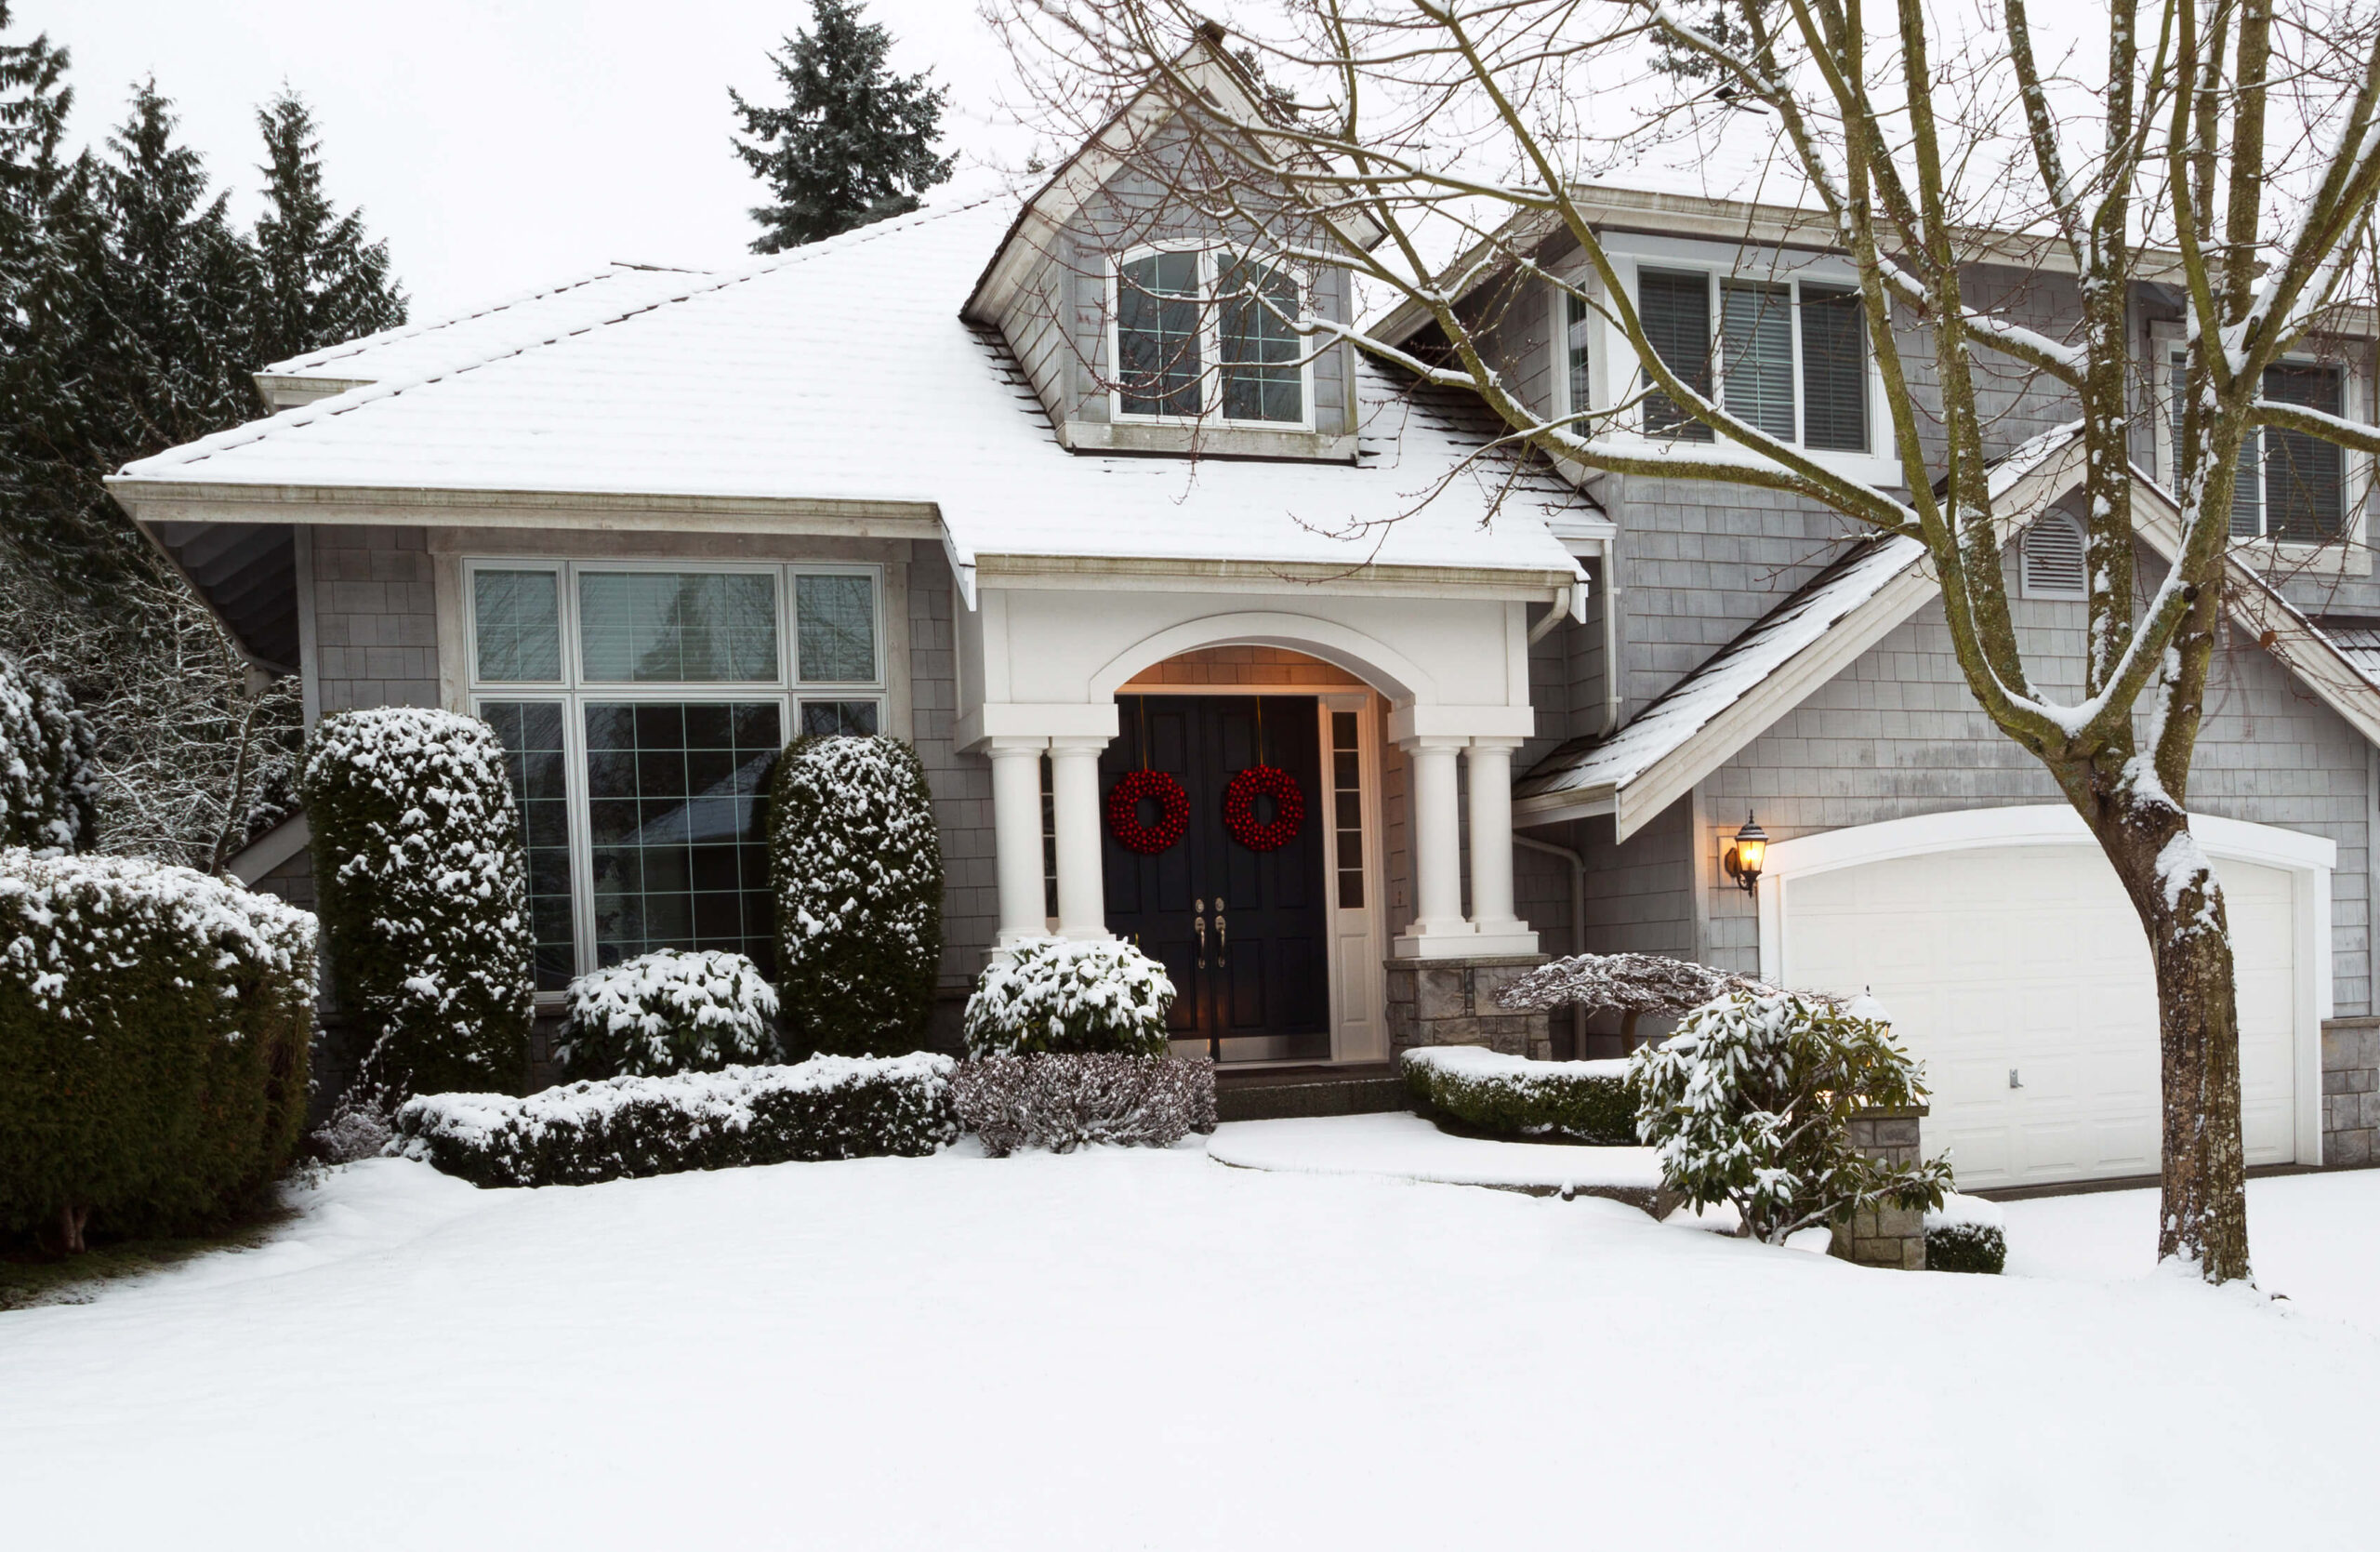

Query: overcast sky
left=42, top=0, right=1031, bottom=317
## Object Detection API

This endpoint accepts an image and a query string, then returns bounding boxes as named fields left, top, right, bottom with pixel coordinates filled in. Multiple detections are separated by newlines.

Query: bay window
left=467, top=560, right=886, bottom=990
left=1114, top=248, right=1309, bottom=427
left=1632, top=267, right=1870, bottom=452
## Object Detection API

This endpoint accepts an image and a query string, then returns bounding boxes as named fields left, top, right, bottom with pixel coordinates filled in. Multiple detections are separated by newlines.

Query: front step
left=1213, top=1062, right=1409, bottom=1123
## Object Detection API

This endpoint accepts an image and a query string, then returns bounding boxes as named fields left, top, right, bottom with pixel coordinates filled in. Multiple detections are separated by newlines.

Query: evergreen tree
left=248, top=90, right=404, bottom=368
left=728, top=0, right=953, bottom=253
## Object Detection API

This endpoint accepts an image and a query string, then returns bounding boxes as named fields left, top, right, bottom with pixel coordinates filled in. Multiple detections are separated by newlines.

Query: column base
left=1465, top=921, right=1540, bottom=956
left=1389, top=922, right=1478, bottom=959
left=1383, top=953, right=1552, bottom=1061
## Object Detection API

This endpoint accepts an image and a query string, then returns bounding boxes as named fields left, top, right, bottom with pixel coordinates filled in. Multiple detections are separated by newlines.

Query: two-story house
left=110, top=48, right=2380, bottom=1191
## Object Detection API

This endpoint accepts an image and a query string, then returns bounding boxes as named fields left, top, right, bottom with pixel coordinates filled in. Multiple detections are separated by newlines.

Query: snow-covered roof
left=116, top=195, right=1586, bottom=590
left=254, top=262, right=717, bottom=401
left=2317, top=620, right=2380, bottom=681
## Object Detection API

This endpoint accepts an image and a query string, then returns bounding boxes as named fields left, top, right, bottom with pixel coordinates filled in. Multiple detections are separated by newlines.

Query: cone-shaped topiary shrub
left=771, top=735, right=942, bottom=1057
left=300, top=708, right=534, bottom=1097
left=556, top=948, right=780, bottom=1081
left=961, top=937, right=1176, bottom=1057
left=0, top=849, right=316, bottom=1249
left=0, top=650, right=98, bottom=856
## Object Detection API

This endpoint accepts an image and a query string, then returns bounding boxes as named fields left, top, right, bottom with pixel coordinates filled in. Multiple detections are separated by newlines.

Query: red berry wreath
left=1106, top=768, right=1189, bottom=854
left=1223, top=765, right=1304, bottom=852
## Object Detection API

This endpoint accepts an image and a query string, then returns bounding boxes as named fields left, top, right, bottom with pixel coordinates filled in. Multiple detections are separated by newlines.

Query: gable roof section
left=112, top=194, right=1585, bottom=629
left=253, top=262, right=714, bottom=407
left=1515, top=429, right=2380, bottom=838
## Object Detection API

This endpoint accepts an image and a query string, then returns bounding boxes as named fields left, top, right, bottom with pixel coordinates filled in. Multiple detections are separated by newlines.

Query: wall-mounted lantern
left=1724, top=811, right=1768, bottom=895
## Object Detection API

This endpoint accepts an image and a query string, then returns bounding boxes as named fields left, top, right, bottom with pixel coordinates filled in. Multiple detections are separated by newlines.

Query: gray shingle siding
left=309, top=524, right=439, bottom=714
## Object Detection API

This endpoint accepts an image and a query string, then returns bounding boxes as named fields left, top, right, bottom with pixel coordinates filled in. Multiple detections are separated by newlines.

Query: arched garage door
left=1767, top=811, right=2322, bottom=1191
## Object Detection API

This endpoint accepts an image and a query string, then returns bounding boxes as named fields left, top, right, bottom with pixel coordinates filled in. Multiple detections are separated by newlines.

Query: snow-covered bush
left=556, top=949, right=780, bottom=1081
left=0, top=849, right=315, bottom=1249
left=299, top=708, right=535, bottom=1098
left=962, top=937, right=1176, bottom=1057
left=1401, top=1045, right=1637, bottom=1144
left=1629, top=990, right=1951, bottom=1246
left=0, top=650, right=98, bottom=856
left=771, top=736, right=943, bottom=1057
left=1925, top=1193, right=2008, bottom=1274
left=307, top=1084, right=398, bottom=1166
left=390, top=1054, right=957, bottom=1187
left=952, top=1054, right=1216, bottom=1155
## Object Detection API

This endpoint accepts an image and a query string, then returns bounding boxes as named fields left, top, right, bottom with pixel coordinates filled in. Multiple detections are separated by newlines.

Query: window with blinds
left=1636, top=271, right=1867, bottom=452
left=2020, top=511, right=2088, bottom=600
left=1564, top=290, right=1592, bottom=422
left=2168, top=353, right=2346, bottom=542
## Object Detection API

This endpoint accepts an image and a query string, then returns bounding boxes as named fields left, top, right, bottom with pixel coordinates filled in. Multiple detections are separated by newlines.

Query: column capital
left=1395, top=732, right=1474, bottom=755
left=1047, top=733, right=1113, bottom=755
left=981, top=735, right=1051, bottom=757
left=1465, top=736, right=1528, bottom=755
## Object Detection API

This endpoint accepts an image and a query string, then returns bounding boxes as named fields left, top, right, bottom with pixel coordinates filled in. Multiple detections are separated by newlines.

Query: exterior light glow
left=1725, top=812, right=1769, bottom=895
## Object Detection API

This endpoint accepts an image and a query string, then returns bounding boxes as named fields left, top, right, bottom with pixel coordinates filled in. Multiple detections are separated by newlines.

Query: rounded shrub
left=557, top=948, right=780, bottom=1081
left=0, top=849, right=316, bottom=1249
left=299, top=707, right=534, bottom=1098
left=0, top=650, right=98, bottom=856
left=771, top=735, right=942, bottom=1058
left=962, top=937, right=1176, bottom=1058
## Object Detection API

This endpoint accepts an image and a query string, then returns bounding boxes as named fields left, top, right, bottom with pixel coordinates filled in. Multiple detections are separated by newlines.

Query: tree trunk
left=59, top=1203, right=88, bottom=1255
left=2094, top=805, right=2253, bottom=1282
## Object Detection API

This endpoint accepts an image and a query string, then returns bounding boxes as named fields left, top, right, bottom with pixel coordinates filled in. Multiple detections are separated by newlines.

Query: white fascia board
left=969, top=552, right=1580, bottom=599
left=226, top=812, right=311, bottom=885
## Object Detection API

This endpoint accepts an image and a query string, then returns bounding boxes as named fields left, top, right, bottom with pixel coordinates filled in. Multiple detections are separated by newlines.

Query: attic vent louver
left=2021, top=511, right=2088, bottom=600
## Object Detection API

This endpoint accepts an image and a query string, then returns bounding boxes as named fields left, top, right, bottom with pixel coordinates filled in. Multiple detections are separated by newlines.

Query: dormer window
left=1113, top=248, right=1308, bottom=427
left=1635, top=269, right=1870, bottom=452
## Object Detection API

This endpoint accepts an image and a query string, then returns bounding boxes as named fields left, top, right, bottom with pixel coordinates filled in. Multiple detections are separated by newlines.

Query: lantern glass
left=1734, top=833, right=1765, bottom=876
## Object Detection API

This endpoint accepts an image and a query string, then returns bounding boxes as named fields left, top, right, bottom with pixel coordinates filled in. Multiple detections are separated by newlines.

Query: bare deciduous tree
left=987, top=0, right=2380, bottom=1280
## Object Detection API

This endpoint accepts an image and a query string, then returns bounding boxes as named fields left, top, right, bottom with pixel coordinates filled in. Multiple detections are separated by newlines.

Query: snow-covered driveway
left=2, top=1142, right=2373, bottom=1550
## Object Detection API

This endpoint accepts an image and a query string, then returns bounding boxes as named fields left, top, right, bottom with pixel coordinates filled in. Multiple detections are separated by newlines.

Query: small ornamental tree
left=299, top=708, right=534, bottom=1097
left=0, top=650, right=98, bottom=855
left=1630, top=991, right=1951, bottom=1246
left=557, top=949, right=780, bottom=1081
left=1499, top=951, right=1762, bottom=1051
left=772, top=735, right=943, bottom=1057
left=961, top=937, right=1176, bottom=1057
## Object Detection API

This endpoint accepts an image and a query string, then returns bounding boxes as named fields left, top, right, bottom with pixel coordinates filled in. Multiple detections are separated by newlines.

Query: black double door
left=1102, top=695, right=1330, bottom=1062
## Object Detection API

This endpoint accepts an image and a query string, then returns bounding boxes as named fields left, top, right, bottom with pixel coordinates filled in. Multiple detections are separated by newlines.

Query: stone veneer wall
left=2323, top=1016, right=2380, bottom=1166
left=1384, top=955, right=1551, bottom=1060
left=1830, top=1108, right=1930, bottom=1270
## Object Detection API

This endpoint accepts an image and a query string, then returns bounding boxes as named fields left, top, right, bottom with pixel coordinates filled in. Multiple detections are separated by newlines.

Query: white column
left=986, top=736, right=1049, bottom=948
left=1464, top=737, right=1538, bottom=955
left=1394, top=735, right=1475, bottom=957
left=1048, top=735, right=1112, bottom=940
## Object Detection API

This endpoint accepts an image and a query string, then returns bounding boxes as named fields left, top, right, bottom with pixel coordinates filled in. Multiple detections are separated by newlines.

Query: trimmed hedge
left=952, top=1053, right=1216, bottom=1156
left=300, top=708, right=535, bottom=1098
left=771, top=736, right=943, bottom=1058
left=557, top=948, right=780, bottom=1081
left=0, top=651, right=98, bottom=855
left=1925, top=1193, right=2008, bottom=1274
left=0, top=850, right=316, bottom=1245
left=391, top=1055, right=957, bottom=1187
left=1401, top=1044, right=1637, bottom=1145
left=962, top=937, right=1176, bottom=1057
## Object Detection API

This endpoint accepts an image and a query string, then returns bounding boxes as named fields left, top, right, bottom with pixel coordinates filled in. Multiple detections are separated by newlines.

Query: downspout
left=1594, top=535, right=1621, bottom=736
left=1513, top=831, right=1587, bottom=1056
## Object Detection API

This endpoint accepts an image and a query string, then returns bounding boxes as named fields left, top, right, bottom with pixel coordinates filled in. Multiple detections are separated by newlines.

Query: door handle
left=1215, top=896, right=1227, bottom=966
left=1193, top=898, right=1207, bottom=968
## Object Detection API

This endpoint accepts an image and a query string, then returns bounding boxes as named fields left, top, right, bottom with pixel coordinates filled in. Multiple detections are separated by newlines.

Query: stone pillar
left=1394, top=735, right=1476, bottom=957
left=985, top=736, right=1050, bottom=948
left=1830, top=1105, right=1931, bottom=1270
left=2321, top=1015, right=2380, bottom=1166
left=1383, top=954, right=1552, bottom=1060
left=1047, top=735, right=1111, bottom=940
left=1462, top=737, right=1537, bottom=955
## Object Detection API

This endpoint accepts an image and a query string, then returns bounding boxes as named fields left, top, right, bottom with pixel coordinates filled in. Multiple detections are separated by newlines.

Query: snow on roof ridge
left=130, top=195, right=1026, bottom=479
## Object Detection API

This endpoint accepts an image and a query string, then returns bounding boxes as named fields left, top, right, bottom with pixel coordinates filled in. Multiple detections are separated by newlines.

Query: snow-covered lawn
left=3, top=1141, right=2374, bottom=1550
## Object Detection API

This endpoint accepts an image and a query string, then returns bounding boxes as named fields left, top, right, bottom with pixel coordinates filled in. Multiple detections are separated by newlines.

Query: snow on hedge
left=0, top=651, right=98, bottom=856
left=1400, top=1044, right=1638, bottom=1145
left=1925, top=1190, right=2009, bottom=1273
left=771, top=735, right=942, bottom=1057
left=557, top=948, right=779, bottom=1081
left=952, top=1053, right=1215, bottom=1156
left=300, top=707, right=533, bottom=1096
left=963, top=936, right=1176, bottom=1057
left=392, top=1053, right=958, bottom=1187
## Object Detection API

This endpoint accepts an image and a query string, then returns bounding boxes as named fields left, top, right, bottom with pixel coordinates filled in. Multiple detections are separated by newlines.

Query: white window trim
left=463, top=557, right=890, bottom=988
left=2149, top=319, right=2371, bottom=575
left=1570, top=239, right=1902, bottom=488
left=1105, top=244, right=1318, bottom=433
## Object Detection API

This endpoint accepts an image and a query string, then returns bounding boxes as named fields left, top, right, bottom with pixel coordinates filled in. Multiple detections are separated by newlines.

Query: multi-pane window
left=1330, top=710, right=1364, bottom=909
left=2168, top=354, right=2348, bottom=542
left=468, top=561, right=886, bottom=990
left=1114, top=249, right=1308, bottom=426
left=1637, top=268, right=1869, bottom=452
left=1563, top=290, right=1592, bottom=424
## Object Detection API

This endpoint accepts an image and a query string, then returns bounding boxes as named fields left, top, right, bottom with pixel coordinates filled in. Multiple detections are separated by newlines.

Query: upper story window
left=1631, top=268, right=1869, bottom=453
left=2166, top=352, right=2347, bottom=544
left=1113, top=248, right=1308, bottom=427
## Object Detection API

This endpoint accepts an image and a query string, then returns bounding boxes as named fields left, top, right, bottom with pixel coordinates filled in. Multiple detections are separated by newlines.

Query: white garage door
left=1779, top=843, right=2299, bottom=1190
